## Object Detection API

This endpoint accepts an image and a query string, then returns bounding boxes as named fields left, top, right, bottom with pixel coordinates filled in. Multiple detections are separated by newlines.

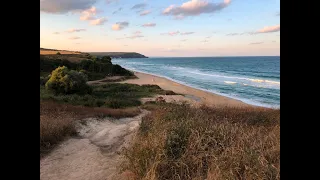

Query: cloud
left=126, top=35, right=144, bottom=39
left=140, top=10, right=151, bottom=16
left=161, top=31, right=180, bottom=36
left=161, top=31, right=195, bottom=36
left=67, top=28, right=86, bottom=33
left=272, top=41, right=276, bottom=43
left=276, top=12, right=280, bottom=16
left=90, top=17, right=107, bottom=25
left=134, top=31, right=142, bottom=34
left=106, top=0, right=119, bottom=4
left=226, top=33, right=239, bottom=36
left=142, top=23, right=156, bottom=27
left=113, top=7, right=122, bottom=14
left=181, top=39, right=187, bottom=41
left=201, top=40, right=209, bottom=43
left=249, top=42, right=263, bottom=45
left=257, top=25, right=280, bottom=33
left=80, top=6, right=98, bottom=20
left=53, top=32, right=60, bottom=35
left=163, top=0, right=231, bottom=17
left=112, top=21, right=129, bottom=31
left=69, top=36, right=81, bottom=40
left=40, top=0, right=97, bottom=14
left=181, top=32, right=194, bottom=35
left=131, top=3, right=147, bottom=10
left=174, top=15, right=185, bottom=20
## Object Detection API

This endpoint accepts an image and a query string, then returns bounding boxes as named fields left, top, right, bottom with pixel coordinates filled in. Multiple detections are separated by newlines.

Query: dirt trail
left=40, top=110, right=149, bottom=180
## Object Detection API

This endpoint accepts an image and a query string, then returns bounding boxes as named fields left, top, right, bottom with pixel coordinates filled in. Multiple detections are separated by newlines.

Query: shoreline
left=121, top=71, right=270, bottom=108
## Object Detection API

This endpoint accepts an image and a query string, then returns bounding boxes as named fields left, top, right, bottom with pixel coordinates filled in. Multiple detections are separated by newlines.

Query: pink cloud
left=90, top=17, right=107, bottom=25
left=142, top=23, right=156, bottom=27
left=163, top=0, right=231, bottom=17
left=140, top=10, right=151, bottom=16
left=80, top=6, right=98, bottom=20
left=257, top=25, right=280, bottom=33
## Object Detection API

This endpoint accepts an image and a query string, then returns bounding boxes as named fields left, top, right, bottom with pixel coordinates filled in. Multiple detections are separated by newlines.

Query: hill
left=88, top=52, right=148, bottom=58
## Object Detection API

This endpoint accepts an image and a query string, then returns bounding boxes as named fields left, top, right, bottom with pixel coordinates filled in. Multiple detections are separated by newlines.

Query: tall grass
left=122, top=103, right=280, bottom=180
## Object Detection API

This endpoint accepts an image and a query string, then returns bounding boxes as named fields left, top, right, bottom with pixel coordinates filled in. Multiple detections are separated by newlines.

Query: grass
left=40, top=83, right=176, bottom=108
left=122, top=103, right=280, bottom=180
left=40, top=101, right=141, bottom=158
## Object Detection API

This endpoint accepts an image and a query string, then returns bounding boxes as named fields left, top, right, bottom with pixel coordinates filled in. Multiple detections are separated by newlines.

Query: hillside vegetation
left=122, top=103, right=280, bottom=180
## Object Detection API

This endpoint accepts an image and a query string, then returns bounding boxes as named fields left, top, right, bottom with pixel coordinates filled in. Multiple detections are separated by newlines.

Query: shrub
left=56, top=52, right=61, bottom=55
left=45, top=66, right=92, bottom=95
left=112, top=64, right=134, bottom=76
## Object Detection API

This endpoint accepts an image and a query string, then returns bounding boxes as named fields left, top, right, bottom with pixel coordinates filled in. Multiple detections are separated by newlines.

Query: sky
left=40, top=0, right=280, bottom=57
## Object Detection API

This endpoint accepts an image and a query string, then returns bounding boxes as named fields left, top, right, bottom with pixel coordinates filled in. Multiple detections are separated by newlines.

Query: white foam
left=224, top=81, right=237, bottom=84
left=116, top=65, right=279, bottom=109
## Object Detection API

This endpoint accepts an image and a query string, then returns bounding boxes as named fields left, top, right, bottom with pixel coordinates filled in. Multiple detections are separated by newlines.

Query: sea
left=112, top=56, right=280, bottom=109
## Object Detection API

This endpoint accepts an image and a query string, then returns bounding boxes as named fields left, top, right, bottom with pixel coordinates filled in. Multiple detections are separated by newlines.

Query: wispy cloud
left=67, top=28, right=86, bottom=33
left=257, top=25, right=280, bottom=33
left=276, top=12, right=280, bottom=16
left=181, top=32, right=194, bottom=35
left=161, top=31, right=180, bottom=36
left=181, top=39, right=188, bottom=42
left=69, top=36, right=81, bottom=40
left=131, top=3, right=147, bottom=10
left=249, top=42, right=264, bottom=45
left=126, top=35, right=144, bottom=39
left=53, top=32, right=60, bottom=35
left=112, top=21, right=129, bottom=31
left=201, top=40, right=209, bottom=43
left=113, top=7, right=122, bottom=14
left=163, top=0, right=231, bottom=17
left=161, top=31, right=195, bottom=36
left=90, top=17, right=107, bottom=25
left=140, top=10, right=151, bottom=16
left=226, top=33, right=239, bottom=36
left=40, top=0, right=98, bottom=14
left=142, top=23, right=156, bottom=27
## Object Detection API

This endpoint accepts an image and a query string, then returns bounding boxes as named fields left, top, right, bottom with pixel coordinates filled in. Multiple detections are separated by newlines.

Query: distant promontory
left=88, top=52, right=148, bottom=59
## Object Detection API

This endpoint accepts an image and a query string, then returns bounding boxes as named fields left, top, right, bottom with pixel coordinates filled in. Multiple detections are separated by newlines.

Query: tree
left=45, top=66, right=92, bottom=94
left=56, top=52, right=61, bottom=55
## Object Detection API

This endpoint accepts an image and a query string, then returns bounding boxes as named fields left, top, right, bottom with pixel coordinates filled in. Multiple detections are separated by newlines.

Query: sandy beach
left=121, top=71, right=254, bottom=108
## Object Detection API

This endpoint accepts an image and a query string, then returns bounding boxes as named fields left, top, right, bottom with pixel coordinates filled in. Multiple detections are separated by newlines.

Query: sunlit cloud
left=90, top=17, right=107, bottom=25
left=257, top=25, right=280, bottom=33
left=181, top=32, right=194, bottom=35
left=140, top=10, right=151, bottom=16
left=112, top=21, right=129, bottom=31
left=163, top=0, right=231, bottom=17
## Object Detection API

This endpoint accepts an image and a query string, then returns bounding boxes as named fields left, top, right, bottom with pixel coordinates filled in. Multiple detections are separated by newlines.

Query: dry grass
left=40, top=50, right=81, bottom=55
left=122, top=103, right=280, bottom=180
left=40, top=101, right=141, bottom=158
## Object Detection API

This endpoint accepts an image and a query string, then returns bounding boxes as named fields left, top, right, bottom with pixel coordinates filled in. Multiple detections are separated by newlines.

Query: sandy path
left=121, top=72, right=252, bottom=108
left=40, top=110, right=149, bottom=180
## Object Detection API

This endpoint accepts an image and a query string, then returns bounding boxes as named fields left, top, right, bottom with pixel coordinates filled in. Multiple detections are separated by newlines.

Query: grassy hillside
left=89, top=52, right=148, bottom=58
left=122, top=103, right=280, bottom=180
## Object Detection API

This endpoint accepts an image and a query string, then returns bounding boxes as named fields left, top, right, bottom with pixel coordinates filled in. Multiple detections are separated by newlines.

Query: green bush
left=56, top=52, right=61, bottom=55
left=45, top=66, right=92, bottom=95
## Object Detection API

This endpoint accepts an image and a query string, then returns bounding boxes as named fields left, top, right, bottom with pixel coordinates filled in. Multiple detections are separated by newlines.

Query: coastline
left=121, top=71, right=265, bottom=108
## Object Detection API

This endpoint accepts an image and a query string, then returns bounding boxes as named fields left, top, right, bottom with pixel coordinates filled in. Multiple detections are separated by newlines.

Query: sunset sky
left=40, top=0, right=280, bottom=57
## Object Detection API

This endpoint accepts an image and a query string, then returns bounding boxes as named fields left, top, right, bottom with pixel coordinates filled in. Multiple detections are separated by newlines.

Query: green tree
left=45, top=66, right=92, bottom=94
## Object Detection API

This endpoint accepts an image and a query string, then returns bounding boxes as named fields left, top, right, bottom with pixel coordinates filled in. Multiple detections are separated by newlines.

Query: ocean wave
left=224, top=81, right=237, bottom=84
